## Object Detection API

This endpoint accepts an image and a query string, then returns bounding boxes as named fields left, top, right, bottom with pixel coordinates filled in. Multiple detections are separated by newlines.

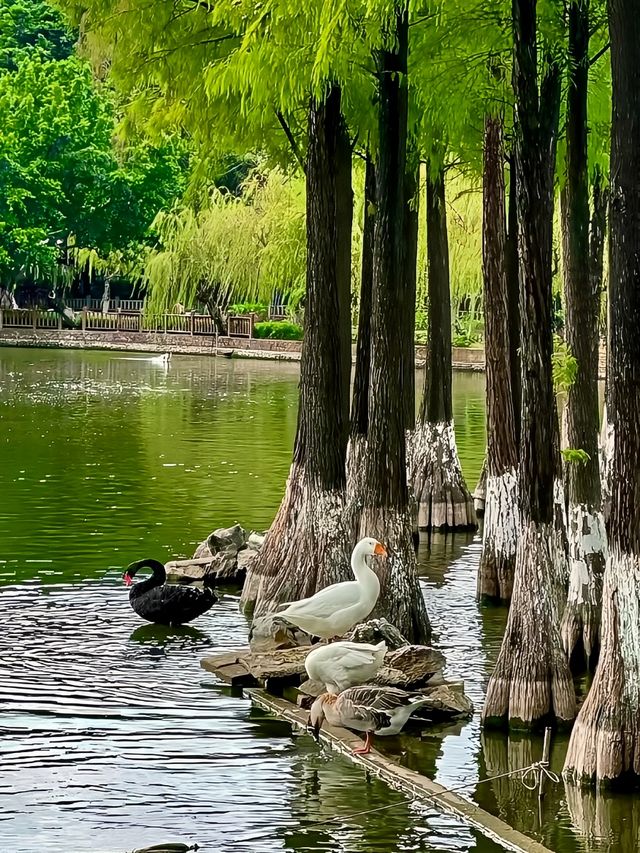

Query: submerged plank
left=247, top=689, right=554, bottom=853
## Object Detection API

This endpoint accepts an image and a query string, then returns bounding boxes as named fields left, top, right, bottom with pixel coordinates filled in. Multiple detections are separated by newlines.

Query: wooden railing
left=66, top=297, right=145, bottom=312
left=0, top=309, right=62, bottom=330
left=0, top=308, right=253, bottom=339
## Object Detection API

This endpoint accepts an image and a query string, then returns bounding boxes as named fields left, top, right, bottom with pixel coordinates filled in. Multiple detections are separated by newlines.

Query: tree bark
left=409, top=161, right=475, bottom=531
left=477, top=115, right=519, bottom=604
left=346, top=152, right=375, bottom=511
left=402, top=153, right=419, bottom=431
left=559, top=0, right=606, bottom=669
left=241, top=86, right=351, bottom=616
left=482, top=0, right=575, bottom=730
left=506, top=150, right=522, bottom=446
left=564, top=0, right=640, bottom=786
left=358, top=5, right=430, bottom=643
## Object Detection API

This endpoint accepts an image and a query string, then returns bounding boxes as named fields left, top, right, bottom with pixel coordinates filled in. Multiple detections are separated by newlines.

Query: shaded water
left=0, top=349, right=636, bottom=852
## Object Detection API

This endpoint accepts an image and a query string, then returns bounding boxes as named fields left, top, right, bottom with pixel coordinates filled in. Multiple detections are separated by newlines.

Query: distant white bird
left=151, top=352, right=171, bottom=365
left=304, top=640, right=387, bottom=693
left=277, top=537, right=386, bottom=640
left=309, top=686, right=428, bottom=754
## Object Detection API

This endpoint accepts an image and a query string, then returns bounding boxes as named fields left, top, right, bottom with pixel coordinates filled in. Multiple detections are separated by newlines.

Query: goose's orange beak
left=374, top=542, right=387, bottom=557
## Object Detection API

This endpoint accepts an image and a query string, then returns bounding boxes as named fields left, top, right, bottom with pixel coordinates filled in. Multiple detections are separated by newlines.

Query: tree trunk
left=402, top=154, right=419, bottom=431
left=559, top=0, right=606, bottom=669
left=477, top=115, right=519, bottom=604
left=564, top=0, right=640, bottom=786
left=409, top=160, right=476, bottom=532
left=336, top=117, right=354, bottom=412
left=241, top=86, right=351, bottom=616
left=346, top=152, right=375, bottom=512
left=506, top=150, right=522, bottom=445
left=358, top=6, right=430, bottom=643
left=482, top=0, right=575, bottom=730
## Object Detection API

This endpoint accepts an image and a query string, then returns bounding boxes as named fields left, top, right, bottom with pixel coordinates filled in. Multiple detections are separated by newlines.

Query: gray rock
left=237, top=548, right=257, bottom=575
left=207, top=524, right=247, bottom=553
left=345, top=618, right=409, bottom=650
left=374, top=645, right=446, bottom=689
left=246, top=532, right=266, bottom=551
left=249, top=614, right=311, bottom=652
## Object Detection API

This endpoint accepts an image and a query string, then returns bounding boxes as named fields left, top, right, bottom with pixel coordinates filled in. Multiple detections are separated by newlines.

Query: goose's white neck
left=351, top=544, right=377, bottom=581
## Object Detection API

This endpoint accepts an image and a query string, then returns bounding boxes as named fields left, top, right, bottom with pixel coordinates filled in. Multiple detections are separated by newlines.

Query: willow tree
left=564, top=0, right=640, bottom=786
left=477, top=115, right=519, bottom=603
left=559, top=0, right=606, bottom=667
left=357, top=2, right=430, bottom=642
left=482, top=0, right=575, bottom=729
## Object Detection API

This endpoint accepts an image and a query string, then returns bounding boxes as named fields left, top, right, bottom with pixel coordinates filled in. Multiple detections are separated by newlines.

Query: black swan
left=123, top=559, right=217, bottom=625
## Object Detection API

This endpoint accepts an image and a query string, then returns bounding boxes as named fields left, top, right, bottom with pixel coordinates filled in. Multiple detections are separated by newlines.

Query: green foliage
left=144, top=167, right=305, bottom=316
left=552, top=337, right=578, bottom=392
left=253, top=320, right=303, bottom=341
left=229, top=302, right=269, bottom=319
left=0, top=0, right=74, bottom=69
left=0, top=2, right=186, bottom=288
left=561, top=448, right=591, bottom=466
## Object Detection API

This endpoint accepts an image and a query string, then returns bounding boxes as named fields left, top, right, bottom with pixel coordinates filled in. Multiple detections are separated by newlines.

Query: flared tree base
left=240, top=463, right=350, bottom=617
left=357, top=504, right=431, bottom=643
left=563, top=548, right=640, bottom=787
left=409, top=421, right=476, bottom=531
left=482, top=519, right=576, bottom=730
left=560, top=502, right=606, bottom=667
left=477, top=469, right=518, bottom=603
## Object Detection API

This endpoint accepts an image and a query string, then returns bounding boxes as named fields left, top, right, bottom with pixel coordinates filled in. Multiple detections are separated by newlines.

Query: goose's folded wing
left=343, top=686, right=414, bottom=712
left=280, top=582, right=361, bottom=619
left=333, top=644, right=383, bottom=672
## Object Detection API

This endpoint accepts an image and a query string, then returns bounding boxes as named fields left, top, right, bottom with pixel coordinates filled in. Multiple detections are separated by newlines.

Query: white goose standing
left=277, top=537, right=386, bottom=640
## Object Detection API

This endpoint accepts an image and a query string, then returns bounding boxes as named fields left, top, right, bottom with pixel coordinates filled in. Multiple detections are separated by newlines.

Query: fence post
left=163, top=313, right=167, bottom=335
left=190, top=311, right=195, bottom=336
left=58, top=314, right=62, bottom=330
left=32, top=309, right=37, bottom=330
left=249, top=313, right=256, bottom=339
left=0, top=309, right=3, bottom=330
left=82, top=308, right=87, bottom=332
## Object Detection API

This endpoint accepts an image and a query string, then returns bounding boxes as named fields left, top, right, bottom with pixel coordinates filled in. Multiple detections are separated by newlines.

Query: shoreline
left=0, top=327, right=486, bottom=370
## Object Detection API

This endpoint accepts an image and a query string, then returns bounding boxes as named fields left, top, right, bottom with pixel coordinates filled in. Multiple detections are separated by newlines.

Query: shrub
left=229, top=302, right=268, bottom=319
left=253, top=320, right=303, bottom=340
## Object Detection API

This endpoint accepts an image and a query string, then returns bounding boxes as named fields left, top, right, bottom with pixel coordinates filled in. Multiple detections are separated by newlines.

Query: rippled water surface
left=1, top=349, right=636, bottom=853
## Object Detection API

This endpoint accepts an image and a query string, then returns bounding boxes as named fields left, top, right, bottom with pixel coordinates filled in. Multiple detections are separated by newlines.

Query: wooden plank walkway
left=248, top=689, right=554, bottom=853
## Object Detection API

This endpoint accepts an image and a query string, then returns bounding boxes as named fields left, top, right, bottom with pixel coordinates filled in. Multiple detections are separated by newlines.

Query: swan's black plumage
left=124, top=559, right=217, bottom=626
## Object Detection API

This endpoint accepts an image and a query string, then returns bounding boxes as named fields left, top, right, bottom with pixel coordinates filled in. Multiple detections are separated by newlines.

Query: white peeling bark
left=408, top=420, right=476, bottom=531
left=553, top=477, right=570, bottom=590
left=482, top=518, right=576, bottom=729
left=563, top=547, right=640, bottom=785
left=240, top=462, right=350, bottom=617
left=560, top=502, right=607, bottom=662
left=477, top=469, right=519, bottom=602
left=599, top=405, right=614, bottom=521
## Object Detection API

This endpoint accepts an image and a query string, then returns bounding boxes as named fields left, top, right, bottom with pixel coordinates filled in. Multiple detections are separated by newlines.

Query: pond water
left=0, top=348, right=636, bottom=853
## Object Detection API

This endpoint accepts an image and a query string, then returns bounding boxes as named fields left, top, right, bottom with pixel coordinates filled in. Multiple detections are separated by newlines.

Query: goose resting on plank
left=123, top=558, right=217, bottom=626
left=304, top=640, right=387, bottom=693
left=277, top=537, right=386, bottom=640
left=309, top=686, right=428, bottom=754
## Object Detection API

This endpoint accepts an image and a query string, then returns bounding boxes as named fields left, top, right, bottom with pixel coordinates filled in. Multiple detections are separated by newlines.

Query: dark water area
left=0, top=348, right=635, bottom=853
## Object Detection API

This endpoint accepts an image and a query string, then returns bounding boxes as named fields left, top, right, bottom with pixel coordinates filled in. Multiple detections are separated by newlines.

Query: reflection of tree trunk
left=346, top=152, right=375, bottom=514
left=564, top=0, right=640, bottom=785
left=409, top=161, right=475, bottom=532
left=564, top=782, right=640, bottom=850
left=482, top=0, right=575, bottom=730
left=241, top=86, right=351, bottom=616
left=478, top=115, right=519, bottom=603
left=357, top=6, right=430, bottom=642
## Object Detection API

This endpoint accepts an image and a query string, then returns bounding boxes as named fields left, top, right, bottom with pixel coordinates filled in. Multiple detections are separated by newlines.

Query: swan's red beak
left=123, top=573, right=133, bottom=586
left=374, top=542, right=387, bottom=557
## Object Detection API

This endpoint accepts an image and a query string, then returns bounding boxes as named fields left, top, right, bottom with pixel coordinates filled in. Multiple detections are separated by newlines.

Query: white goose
left=309, top=686, right=428, bottom=754
left=151, top=352, right=171, bottom=365
left=277, top=537, right=386, bottom=640
left=304, top=640, right=387, bottom=693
